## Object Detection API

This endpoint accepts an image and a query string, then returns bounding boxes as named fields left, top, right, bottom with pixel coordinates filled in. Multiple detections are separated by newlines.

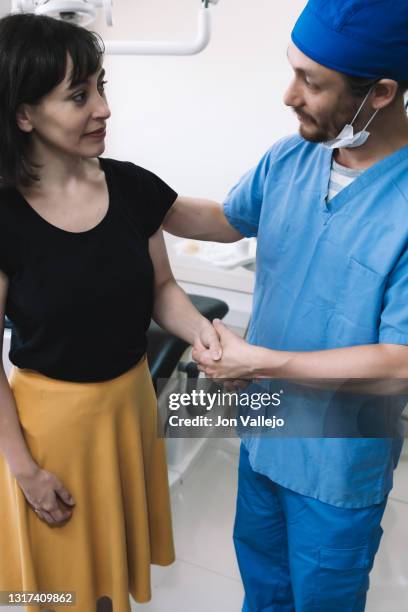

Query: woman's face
left=17, top=55, right=111, bottom=160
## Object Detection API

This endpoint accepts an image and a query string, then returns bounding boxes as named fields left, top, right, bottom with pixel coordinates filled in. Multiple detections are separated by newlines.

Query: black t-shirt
left=0, top=158, right=178, bottom=382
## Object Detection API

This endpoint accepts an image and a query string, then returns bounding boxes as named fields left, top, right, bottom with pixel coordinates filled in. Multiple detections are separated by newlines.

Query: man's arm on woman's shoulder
left=163, top=196, right=243, bottom=243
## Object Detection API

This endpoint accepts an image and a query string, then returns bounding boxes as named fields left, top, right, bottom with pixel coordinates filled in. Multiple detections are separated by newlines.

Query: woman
left=0, top=13, right=221, bottom=612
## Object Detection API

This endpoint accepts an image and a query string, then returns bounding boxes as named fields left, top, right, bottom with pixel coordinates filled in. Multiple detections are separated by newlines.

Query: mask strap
left=350, top=86, right=375, bottom=126
left=362, top=108, right=380, bottom=131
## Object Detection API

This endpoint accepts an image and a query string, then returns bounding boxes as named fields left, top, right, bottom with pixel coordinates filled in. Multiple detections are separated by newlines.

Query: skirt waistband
left=9, top=354, right=148, bottom=396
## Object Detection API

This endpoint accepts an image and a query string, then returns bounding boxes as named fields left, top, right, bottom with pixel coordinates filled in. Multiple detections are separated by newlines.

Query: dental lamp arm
left=13, top=1, right=219, bottom=57
left=105, top=5, right=213, bottom=56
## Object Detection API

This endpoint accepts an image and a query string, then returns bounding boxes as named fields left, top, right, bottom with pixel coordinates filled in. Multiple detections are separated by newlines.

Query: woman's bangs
left=68, top=31, right=105, bottom=87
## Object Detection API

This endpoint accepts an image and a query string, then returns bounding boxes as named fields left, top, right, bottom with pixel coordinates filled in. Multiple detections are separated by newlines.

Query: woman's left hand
left=192, top=319, right=255, bottom=380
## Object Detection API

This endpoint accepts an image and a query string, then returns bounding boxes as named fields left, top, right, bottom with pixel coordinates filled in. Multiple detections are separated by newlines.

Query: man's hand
left=192, top=319, right=256, bottom=380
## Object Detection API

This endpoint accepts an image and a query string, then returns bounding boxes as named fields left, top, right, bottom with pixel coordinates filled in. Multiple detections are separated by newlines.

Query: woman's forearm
left=0, top=366, right=37, bottom=478
left=153, top=279, right=209, bottom=345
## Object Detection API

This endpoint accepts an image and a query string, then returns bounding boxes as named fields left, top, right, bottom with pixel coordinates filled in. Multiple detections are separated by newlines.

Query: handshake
left=192, top=318, right=254, bottom=382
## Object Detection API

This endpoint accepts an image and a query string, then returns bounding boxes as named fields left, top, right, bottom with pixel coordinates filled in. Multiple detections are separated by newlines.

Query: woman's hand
left=193, top=319, right=223, bottom=363
left=192, top=319, right=256, bottom=380
left=15, top=465, right=76, bottom=527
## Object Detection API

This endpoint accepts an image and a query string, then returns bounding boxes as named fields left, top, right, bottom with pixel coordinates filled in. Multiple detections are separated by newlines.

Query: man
left=164, top=1, right=408, bottom=609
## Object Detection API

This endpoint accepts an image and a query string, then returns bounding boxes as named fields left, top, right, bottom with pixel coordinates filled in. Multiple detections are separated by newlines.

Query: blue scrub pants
left=233, top=445, right=387, bottom=612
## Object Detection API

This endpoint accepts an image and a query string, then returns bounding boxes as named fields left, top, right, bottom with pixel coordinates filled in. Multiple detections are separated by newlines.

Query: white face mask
left=322, top=87, right=380, bottom=150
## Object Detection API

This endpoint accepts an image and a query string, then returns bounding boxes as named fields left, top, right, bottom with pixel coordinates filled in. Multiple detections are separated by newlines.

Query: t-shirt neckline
left=13, top=157, right=112, bottom=236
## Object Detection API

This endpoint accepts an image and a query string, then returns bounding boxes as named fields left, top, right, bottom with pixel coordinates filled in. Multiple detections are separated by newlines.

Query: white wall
left=96, top=0, right=306, bottom=199
left=0, top=0, right=9, bottom=16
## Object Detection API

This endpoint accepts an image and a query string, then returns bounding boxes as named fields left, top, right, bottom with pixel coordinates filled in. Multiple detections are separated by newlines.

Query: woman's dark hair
left=343, top=73, right=408, bottom=100
left=0, top=13, right=104, bottom=187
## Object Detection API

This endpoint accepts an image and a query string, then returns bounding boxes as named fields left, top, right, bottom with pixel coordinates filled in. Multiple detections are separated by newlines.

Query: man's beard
left=299, top=121, right=331, bottom=143
left=295, top=99, right=362, bottom=144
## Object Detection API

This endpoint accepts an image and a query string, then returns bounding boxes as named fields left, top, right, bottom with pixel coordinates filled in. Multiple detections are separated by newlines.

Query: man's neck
left=334, top=103, right=408, bottom=170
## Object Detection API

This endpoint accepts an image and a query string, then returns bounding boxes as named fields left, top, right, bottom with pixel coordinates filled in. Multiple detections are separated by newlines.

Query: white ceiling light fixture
left=11, top=0, right=220, bottom=55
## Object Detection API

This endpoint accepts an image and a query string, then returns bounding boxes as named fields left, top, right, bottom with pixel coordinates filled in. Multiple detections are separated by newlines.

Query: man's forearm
left=163, top=196, right=243, bottom=242
left=250, top=343, right=408, bottom=381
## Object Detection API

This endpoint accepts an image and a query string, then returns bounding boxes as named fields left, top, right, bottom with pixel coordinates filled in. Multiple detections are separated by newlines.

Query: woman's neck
left=22, top=145, right=98, bottom=194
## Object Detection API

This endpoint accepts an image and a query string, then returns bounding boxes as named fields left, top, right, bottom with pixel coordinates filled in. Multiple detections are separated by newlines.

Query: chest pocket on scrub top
left=330, top=257, right=386, bottom=345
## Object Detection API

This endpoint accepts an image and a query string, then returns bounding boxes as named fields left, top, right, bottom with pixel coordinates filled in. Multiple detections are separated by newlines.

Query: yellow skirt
left=0, top=356, right=175, bottom=612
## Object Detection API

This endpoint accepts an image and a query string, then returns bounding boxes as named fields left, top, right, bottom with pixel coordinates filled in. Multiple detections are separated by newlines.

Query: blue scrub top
left=224, top=135, right=408, bottom=508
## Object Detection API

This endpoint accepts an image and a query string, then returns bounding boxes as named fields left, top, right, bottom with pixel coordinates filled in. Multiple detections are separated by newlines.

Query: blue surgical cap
left=291, top=0, right=408, bottom=81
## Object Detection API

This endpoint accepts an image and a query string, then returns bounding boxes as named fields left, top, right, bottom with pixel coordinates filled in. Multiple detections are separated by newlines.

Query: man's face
left=284, top=43, right=363, bottom=142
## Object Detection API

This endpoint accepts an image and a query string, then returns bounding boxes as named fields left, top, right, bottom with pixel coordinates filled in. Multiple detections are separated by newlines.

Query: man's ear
left=16, top=104, right=34, bottom=133
left=372, top=79, right=400, bottom=109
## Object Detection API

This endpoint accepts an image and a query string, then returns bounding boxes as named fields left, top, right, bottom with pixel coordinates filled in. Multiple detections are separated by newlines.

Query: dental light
left=11, top=0, right=220, bottom=55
